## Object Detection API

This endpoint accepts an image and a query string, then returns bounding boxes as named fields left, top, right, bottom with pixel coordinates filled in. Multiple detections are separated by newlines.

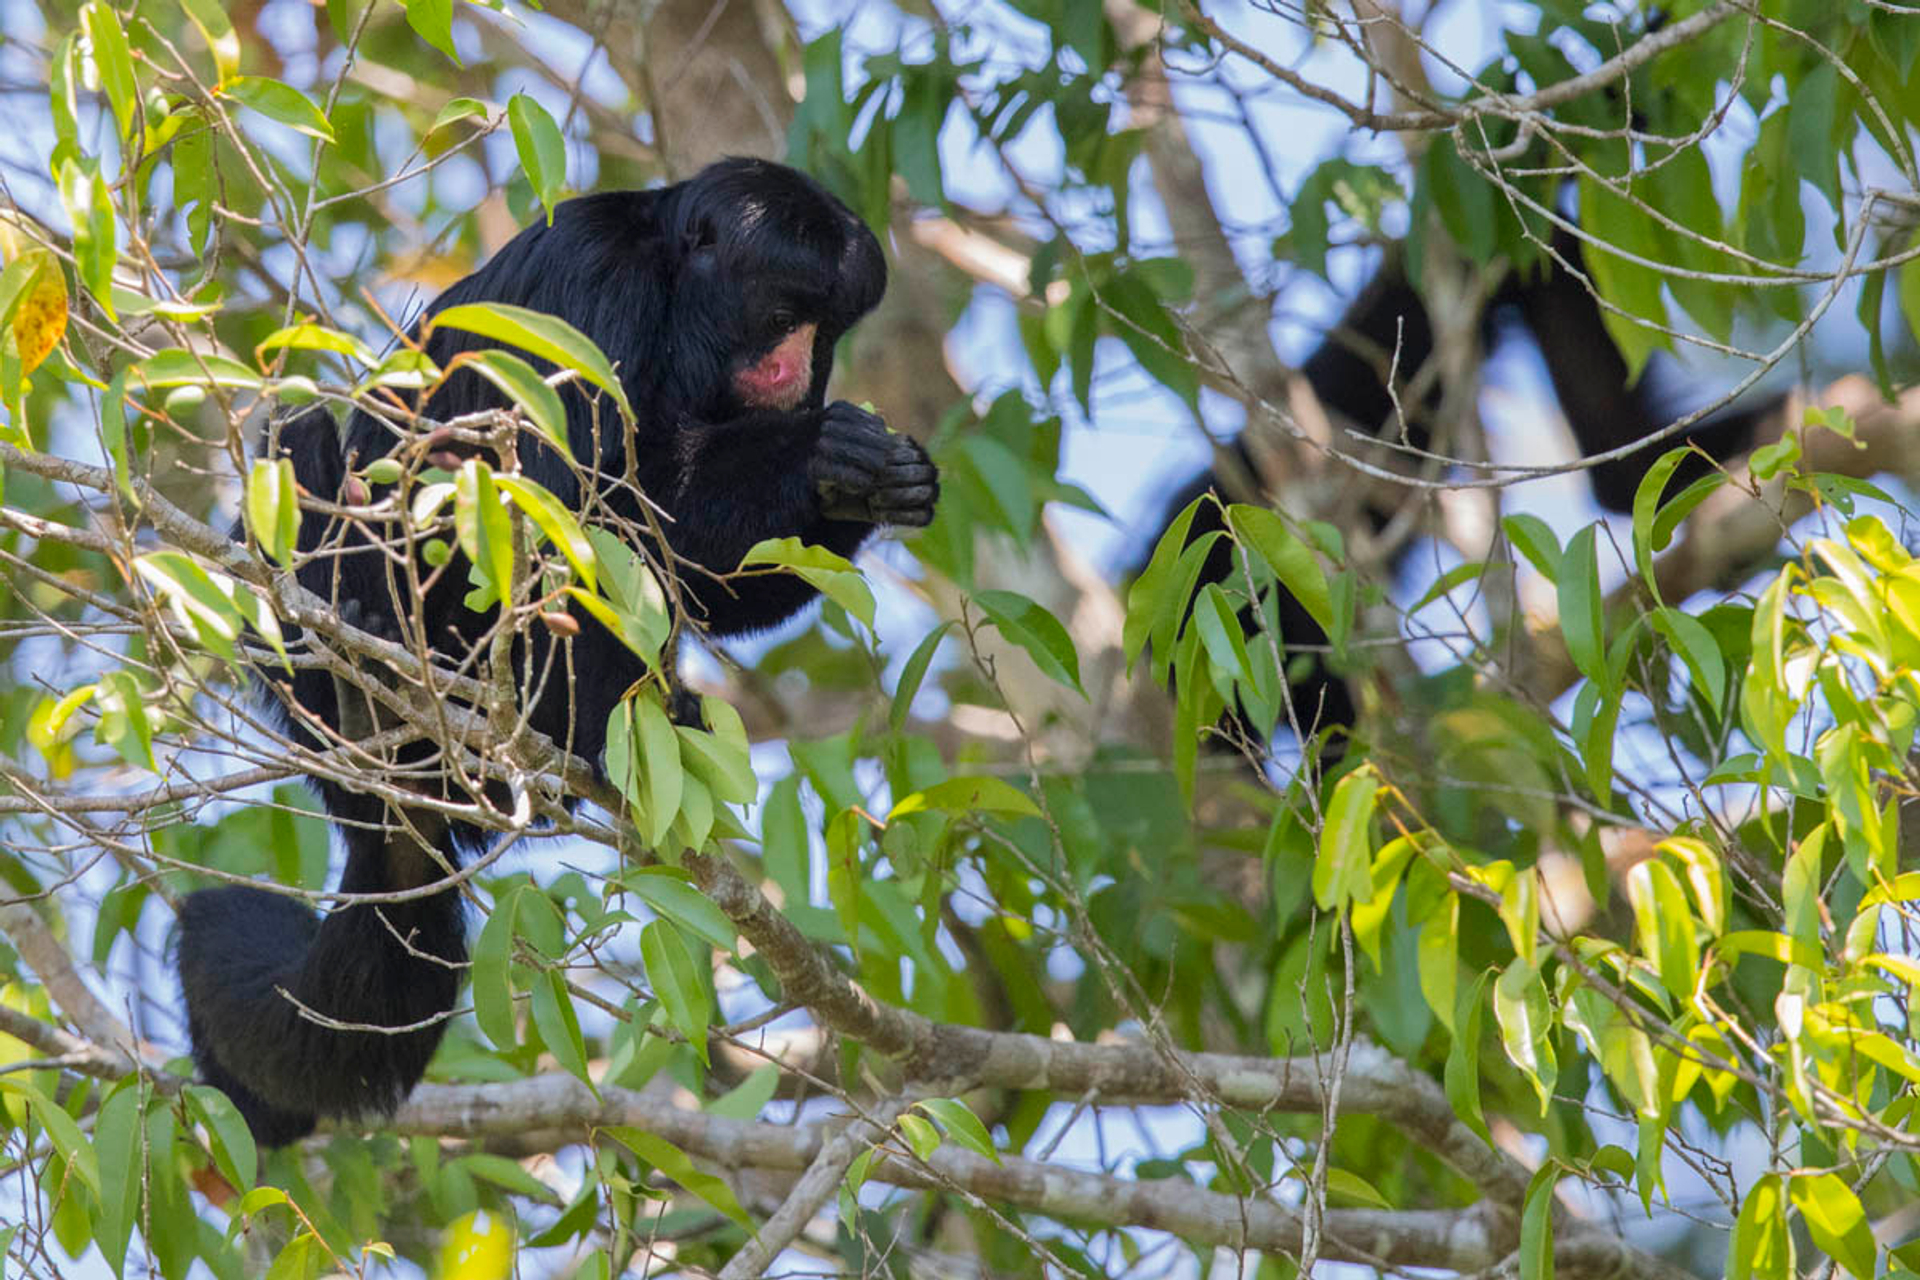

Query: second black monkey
left=177, top=158, right=937, bottom=1145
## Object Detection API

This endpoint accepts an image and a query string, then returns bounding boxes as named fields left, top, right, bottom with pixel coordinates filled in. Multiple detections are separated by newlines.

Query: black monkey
left=1153, top=230, right=1784, bottom=748
left=177, top=158, right=937, bottom=1145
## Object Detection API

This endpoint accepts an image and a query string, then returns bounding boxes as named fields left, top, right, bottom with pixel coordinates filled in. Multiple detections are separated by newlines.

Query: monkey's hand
left=809, top=402, right=939, bottom=528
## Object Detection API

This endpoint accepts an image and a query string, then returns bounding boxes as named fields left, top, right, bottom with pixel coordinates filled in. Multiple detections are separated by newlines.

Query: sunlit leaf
left=223, top=76, right=336, bottom=143
left=740, top=537, right=875, bottom=629
left=437, top=1210, right=513, bottom=1280
left=430, top=301, right=632, bottom=422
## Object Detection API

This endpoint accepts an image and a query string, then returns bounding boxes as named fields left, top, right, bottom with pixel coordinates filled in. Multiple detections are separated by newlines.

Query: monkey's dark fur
left=177, top=159, right=937, bottom=1145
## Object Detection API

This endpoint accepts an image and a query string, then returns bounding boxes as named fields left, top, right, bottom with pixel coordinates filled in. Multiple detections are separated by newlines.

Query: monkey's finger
left=819, top=496, right=879, bottom=522
left=881, top=503, right=936, bottom=528
left=819, top=425, right=894, bottom=463
left=870, top=484, right=939, bottom=523
left=812, top=459, right=880, bottom=491
left=877, top=461, right=938, bottom=486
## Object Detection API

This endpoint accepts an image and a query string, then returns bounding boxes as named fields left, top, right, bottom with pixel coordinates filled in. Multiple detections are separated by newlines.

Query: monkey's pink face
left=732, top=323, right=816, bottom=410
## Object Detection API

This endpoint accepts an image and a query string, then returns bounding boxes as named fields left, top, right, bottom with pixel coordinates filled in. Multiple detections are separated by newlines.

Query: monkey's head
left=666, top=158, right=886, bottom=416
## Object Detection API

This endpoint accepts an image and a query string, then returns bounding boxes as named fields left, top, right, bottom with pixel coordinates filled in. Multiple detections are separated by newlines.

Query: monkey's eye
left=767, top=307, right=798, bottom=334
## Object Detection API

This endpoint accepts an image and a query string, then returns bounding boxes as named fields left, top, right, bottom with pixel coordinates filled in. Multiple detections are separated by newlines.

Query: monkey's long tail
left=176, top=827, right=464, bottom=1146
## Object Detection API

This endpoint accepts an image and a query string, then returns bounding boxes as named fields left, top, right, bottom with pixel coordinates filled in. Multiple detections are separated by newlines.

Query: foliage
left=0, top=1, right=1914, bottom=1279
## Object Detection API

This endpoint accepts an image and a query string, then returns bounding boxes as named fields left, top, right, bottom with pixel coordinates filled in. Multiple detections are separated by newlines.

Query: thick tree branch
left=685, top=848, right=1527, bottom=1204
left=395, top=1074, right=1687, bottom=1280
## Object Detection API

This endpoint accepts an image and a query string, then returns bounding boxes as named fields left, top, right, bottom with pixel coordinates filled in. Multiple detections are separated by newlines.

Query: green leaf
left=246, top=456, right=299, bottom=568
left=1125, top=496, right=1204, bottom=674
left=891, top=620, right=953, bottom=732
left=1105, top=267, right=1199, bottom=412
left=899, top=1112, right=941, bottom=1160
left=1424, top=134, right=1496, bottom=264
left=1192, top=581, right=1256, bottom=689
left=1351, top=836, right=1413, bottom=972
left=1662, top=837, right=1727, bottom=938
left=58, top=158, right=116, bottom=319
left=973, top=588, right=1084, bottom=695
left=1628, top=858, right=1698, bottom=1004
left=1790, top=1173, right=1874, bottom=1279
left=456, top=348, right=573, bottom=459
left=1749, top=433, right=1800, bottom=481
left=679, top=697, right=755, bottom=805
left=707, top=1064, right=780, bottom=1121
left=430, top=97, right=491, bottom=136
left=890, top=776, right=1041, bottom=819
left=1409, top=559, right=1488, bottom=613
left=0, top=1079, right=98, bottom=1193
left=634, top=693, right=682, bottom=847
left=48, top=35, right=80, bottom=169
left=530, top=968, right=593, bottom=1088
left=94, top=669, right=155, bottom=771
left=231, top=1185, right=291, bottom=1228
left=671, top=770, right=717, bottom=852
left=957, top=433, right=1035, bottom=544
left=132, top=348, right=262, bottom=391
left=184, top=1084, right=258, bottom=1191
left=454, top=459, right=514, bottom=606
left=134, top=550, right=252, bottom=661
left=640, top=920, right=712, bottom=1063
left=508, top=92, right=567, bottom=222
left=738, top=536, right=876, bottom=629
left=1628, top=448, right=1688, bottom=594
left=404, top=0, right=461, bottom=64
left=1520, top=1163, right=1557, bottom=1280
left=1557, top=524, right=1606, bottom=689
left=81, top=2, right=138, bottom=142
left=603, top=1127, right=753, bottom=1231
left=1227, top=504, right=1333, bottom=633
left=430, top=302, right=633, bottom=422
left=624, top=868, right=736, bottom=954
left=1899, top=256, right=1920, bottom=362
left=176, top=0, right=240, bottom=81
left=495, top=474, right=595, bottom=589
left=458, top=1153, right=562, bottom=1205
left=1323, top=1168, right=1390, bottom=1209
left=224, top=76, right=336, bottom=143
left=1494, top=957, right=1556, bottom=1113
left=1729, top=1173, right=1791, bottom=1280
left=100, top=366, right=135, bottom=504
left=471, top=887, right=522, bottom=1049
left=1444, top=968, right=1491, bottom=1144
left=1649, top=607, right=1727, bottom=713
left=1651, top=471, right=1725, bottom=552
left=1314, top=767, right=1378, bottom=911
left=91, top=1083, right=142, bottom=1274
left=581, top=529, right=669, bottom=663
left=1714, top=929, right=1824, bottom=971
left=253, top=321, right=378, bottom=369
left=891, top=67, right=947, bottom=208
left=916, top=1098, right=1000, bottom=1163
left=1419, top=891, right=1459, bottom=1033
left=1577, top=177, right=1664, bottom=377
left=1787, top=62, right=1841, bottom=219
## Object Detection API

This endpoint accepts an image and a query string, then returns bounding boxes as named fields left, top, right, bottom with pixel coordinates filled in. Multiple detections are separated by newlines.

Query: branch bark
left=394, top=1073, right=1687, bottom=1280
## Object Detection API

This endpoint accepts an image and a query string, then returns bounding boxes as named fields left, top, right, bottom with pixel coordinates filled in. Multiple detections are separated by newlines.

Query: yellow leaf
left=437, top=1209, right=512, bottom=1280
left=15, top=255, right=68, bottom=373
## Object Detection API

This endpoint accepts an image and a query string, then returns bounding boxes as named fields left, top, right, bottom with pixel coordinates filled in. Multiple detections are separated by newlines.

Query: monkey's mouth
left=732, top=324, right=816, bottom=410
